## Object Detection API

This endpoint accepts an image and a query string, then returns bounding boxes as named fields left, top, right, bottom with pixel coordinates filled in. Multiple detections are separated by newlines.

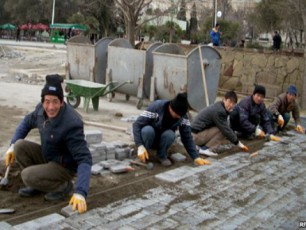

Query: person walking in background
left=133, top=92, right=211, bottom=167
left=5, top=74, right=92, bottom=214
left=268, top=85, right=305, bottom=134
left=16, top=26, right=21, bottom=41
left=210, top=23, right=222, bottom=47
left=191, top=91, right=249, bottom=157
left=272, top=31, right=282, bottom=51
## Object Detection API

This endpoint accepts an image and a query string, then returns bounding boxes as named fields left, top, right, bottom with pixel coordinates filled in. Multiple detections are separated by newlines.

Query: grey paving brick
left=61, top=205, right=78, bottom=217
left=91, top=163, right=104, bottom=174
left=14, top=213, right=65, bottom=230
left=85, top=130, right=103, bottom=144
left=170, top=152, right=186, bottom=162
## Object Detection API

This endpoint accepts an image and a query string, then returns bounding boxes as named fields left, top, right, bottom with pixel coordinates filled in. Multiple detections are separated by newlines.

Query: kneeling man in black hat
left=133, top=92, right=210, bottom=167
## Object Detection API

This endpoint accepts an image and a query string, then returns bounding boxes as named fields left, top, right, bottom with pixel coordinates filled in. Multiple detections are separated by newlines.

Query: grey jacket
left=268, top=93, right=301, bottom=125
left=191, top=101, right=239, bottom=145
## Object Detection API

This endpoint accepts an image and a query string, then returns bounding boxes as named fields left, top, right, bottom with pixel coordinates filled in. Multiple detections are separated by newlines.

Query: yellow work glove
left=255, top=127, right=265, bottom=138
left=237, top=141, right=249, bottom=152
left=5, top=144, right=15, bottom=167
left=69, top=193, right=87, bottom=214
left=269, top=135, right=281, bottom=142
left=137, top=145, right=149, bottom=163
left=194, top=157, right=211, bottom=166
left=295, top=125, right=305, bottom=134
left=277, top=115, right=284, bottom=128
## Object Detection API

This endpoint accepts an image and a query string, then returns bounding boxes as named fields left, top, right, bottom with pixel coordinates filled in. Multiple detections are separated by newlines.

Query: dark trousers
left=141, top=125, right=176, bottom=160
left=230, top=110, right=261, bottom=136
left=15, top=139, right=73, bottom=192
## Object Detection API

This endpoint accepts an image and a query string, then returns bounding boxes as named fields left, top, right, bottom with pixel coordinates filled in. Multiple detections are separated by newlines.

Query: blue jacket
left=210, top=27, right=221, bottom=46
left=11, top=102, right=92, bottom=197
left=231, top=96, right=274, bottom=135
left=133, top=100, right=198, bottom=160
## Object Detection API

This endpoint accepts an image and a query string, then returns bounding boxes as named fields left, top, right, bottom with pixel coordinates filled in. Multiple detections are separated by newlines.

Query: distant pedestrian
left=272, top=31, right=282, bottom=51
left=16, top=26, right=21, bottom=42
left=210, top=23, right=222, bottom=47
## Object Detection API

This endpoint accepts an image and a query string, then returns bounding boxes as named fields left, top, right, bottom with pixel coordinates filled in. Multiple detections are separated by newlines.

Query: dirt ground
left=0, top=44, right=266, bottom=225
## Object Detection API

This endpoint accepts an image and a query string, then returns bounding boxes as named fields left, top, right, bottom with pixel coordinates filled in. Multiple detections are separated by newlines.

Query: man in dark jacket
left=133, top=92, right=210, bottom=167
left=5, top=74, right=92, bottom=214
left=191, top=91, right=249, bottom=156
left=272, top=31, right=282, bottom=51
left=268, top=85, right=304, bottom=133
left=230, top=85, right=279, bottom=141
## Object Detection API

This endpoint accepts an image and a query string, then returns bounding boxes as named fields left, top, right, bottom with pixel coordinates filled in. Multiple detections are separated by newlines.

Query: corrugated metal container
left=152, top=44, right=221, bottom=112
left=66, top=36, right=113, bottom=83
left=107, top=38, right=162, bottom=100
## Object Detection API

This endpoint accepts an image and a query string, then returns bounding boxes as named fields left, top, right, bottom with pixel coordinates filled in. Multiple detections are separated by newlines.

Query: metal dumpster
left=107, top=38, right=162, bottom=108
left=66, top=36, right=113, bottom=83
left=152, top=44, right=221, bottom=112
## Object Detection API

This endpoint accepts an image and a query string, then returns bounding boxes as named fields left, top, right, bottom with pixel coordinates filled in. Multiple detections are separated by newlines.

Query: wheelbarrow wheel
left=67, top=95, right=81, bottom=108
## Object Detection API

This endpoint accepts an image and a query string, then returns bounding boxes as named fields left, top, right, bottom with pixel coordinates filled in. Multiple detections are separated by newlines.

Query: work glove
left=194, top=157, right=211, bottom=166
left=255, top=127, right=265, bottom=138
left=269, top=135, right=281, bottom=142
left=69, top=193, right=87, bottom=214
left=5, top=144, right=14, bottom=167
left=277, top=115, right=284, bottom=128
left=137, top=145, right=149, bottom=163
left=295, top=125, right=305, bottom=134
left=237, top=141, right=249, bottom=152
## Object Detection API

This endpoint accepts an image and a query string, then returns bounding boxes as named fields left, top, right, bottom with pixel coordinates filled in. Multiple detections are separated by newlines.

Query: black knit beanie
left=170, top=92, right=189, bottom=116
left=253, top=85, right=266, bottom=97
left=41, top=74, right=64, bottom=100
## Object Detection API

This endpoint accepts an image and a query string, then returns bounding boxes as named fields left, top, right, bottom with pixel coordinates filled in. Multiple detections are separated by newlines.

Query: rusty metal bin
left=152, top=44, right=221, bottom=112
left=66, top=36, right=113, bottom=83
left=106, top=38, right=162, bottom=108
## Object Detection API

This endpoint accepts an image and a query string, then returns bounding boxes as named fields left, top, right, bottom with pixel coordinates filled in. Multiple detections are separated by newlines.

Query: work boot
left=44, top=180, right=73, bottom=201
left=18, top=187, right=41, bottom=197
left=158, top=157, right=172, bottom=167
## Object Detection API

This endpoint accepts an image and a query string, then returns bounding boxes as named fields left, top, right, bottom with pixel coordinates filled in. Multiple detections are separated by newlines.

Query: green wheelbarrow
left=65, top=79, right=132, bottom=112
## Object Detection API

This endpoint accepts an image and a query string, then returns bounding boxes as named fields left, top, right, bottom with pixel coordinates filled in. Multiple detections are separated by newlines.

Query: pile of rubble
left=0, top=46, right=22, bottom=59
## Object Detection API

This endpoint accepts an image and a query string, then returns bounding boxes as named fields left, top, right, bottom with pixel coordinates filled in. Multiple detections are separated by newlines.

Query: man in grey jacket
left=191, top=91, right=249, bottom=156
left=4, top=74, right=92, bottom=214
left=268, top=85, right=304, bottom=133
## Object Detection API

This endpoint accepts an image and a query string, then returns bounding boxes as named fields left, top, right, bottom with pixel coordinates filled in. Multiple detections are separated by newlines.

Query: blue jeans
left=141, top=125, right=176, bottom=160
left=269, top=112, right=290, bottom=131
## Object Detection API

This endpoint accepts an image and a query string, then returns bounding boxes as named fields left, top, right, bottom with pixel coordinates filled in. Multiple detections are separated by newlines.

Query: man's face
left=286, top=93, right=296, bottom=103
left=223, top=98, right=236, bottom=112
left=252, top=93, right=265, bottom=105
left=43, top=95, right=63, bottom=118
left=169, top=106, right=181, bottom=119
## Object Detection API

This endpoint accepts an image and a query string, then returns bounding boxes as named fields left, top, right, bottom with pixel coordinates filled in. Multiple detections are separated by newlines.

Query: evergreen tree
left=177, top=0, right=186, bottom=21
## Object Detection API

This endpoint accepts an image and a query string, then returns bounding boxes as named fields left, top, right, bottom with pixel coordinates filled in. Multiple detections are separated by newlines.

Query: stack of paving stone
left=85, top=130, right=134, bottom=175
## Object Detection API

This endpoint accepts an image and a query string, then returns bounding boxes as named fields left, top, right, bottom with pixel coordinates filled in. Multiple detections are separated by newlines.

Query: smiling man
left=230, top=85, right=277, bottom=141
left=4, top=74, right=92, bottom=214
left=191, top=91, right=249, bottom=157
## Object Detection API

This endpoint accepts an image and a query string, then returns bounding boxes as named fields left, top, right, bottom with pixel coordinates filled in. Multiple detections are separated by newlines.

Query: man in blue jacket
left=133, top=92, right=210, bottom=167
left=210, top=23, right=222, bottom=46
left=5, top=74, right=92, bottom=214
